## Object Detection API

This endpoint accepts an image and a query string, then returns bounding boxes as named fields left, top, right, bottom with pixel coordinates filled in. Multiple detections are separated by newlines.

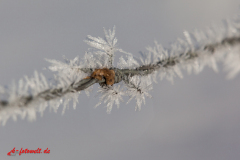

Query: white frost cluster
left=84, top=26, right=131, bottom=68
left=117, top=55, right=139, bottom=69
left=0, top=71, right=81, bottom=125
left=126, top=76, right=153, bottom=111
left=223, top=45, right=240, bottom=79
left=95, top=85, right=124, bottom=114
left=0, top=71, right=48, bottom=125
left=46, top=56, right=81, bottom=74
left=136, top=15, right=240, bottom=84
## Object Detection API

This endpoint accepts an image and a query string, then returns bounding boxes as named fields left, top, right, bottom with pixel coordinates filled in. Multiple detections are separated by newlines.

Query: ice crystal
left=84, top=26, right=118, bottom=67
left=95, top=85, right=124, bottom=114
left=85, top=26, right=117, bottom=55
left=224, top=46, right=240, bottom=79
left=143, top=41, right=168, bottom=65
left=117, top=55, right=139, bottom=69
left=126, top=76, right=152, bottom=111
left=84, top=26, right=133, bottom=68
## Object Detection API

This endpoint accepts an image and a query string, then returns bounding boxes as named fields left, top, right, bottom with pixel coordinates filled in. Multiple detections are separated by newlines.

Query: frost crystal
left=143, top=41, right=168, bottom=65
left=224, top=46, right=240, bottom=79
left=84, top=26, right=118, bottom=67
left=126, top=76, right=152, bottom=111
left=95, top=85, right=124, bottom=114
left=117, top=55, right=139, bottom=69
left=84, top=26, right=134, bottom=68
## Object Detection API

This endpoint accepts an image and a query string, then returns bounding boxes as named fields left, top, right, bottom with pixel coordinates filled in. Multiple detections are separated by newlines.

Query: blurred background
left=0, top=0, right=240, bottom=159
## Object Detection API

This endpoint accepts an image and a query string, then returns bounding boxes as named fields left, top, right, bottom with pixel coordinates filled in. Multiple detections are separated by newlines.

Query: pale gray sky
left=0, top=0, right=240, bottom=160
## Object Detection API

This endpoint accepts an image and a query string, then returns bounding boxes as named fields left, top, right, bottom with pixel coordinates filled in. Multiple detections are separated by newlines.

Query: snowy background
left=0, top=0, right=240, bottom=159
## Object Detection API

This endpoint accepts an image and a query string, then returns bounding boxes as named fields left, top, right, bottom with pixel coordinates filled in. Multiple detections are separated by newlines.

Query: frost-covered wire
left=0, top=15, right=240, bottom=125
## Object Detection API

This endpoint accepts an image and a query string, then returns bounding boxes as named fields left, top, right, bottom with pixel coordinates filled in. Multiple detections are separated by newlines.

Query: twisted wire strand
left=121, top=36, right=240, bottom=76
left=0, top=78, right=105, bottom=110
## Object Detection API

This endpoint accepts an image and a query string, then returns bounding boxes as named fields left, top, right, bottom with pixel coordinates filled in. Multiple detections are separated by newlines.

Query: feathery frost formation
left=0, top=15, right=240, bottom=125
